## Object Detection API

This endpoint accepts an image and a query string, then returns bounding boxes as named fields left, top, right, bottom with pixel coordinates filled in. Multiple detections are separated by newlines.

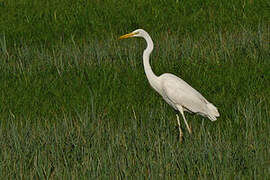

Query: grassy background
left=0, top=0, right=270, bottom=179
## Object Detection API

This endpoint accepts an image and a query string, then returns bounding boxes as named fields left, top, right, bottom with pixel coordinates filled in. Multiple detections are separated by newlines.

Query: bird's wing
left=160, top=73, right=209, bottom=114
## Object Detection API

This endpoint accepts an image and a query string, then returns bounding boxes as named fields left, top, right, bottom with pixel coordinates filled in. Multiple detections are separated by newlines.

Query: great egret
left=119, top=29, right=219, bottom=141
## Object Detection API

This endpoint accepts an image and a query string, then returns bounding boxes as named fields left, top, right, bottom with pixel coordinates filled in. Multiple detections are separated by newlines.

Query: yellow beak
left=119, top=32, right=138, bottom=39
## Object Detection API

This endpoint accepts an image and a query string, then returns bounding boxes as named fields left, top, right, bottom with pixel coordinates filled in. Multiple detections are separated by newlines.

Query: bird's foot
left=188, top=125, right=192, bottom=134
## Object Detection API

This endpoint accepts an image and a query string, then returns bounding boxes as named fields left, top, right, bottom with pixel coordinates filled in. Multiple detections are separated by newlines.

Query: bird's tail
left=206, top=103, right=220, bottom=121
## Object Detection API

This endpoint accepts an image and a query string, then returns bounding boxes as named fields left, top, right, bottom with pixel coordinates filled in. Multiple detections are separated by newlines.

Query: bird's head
left=119, top=29, right=148, bottom=39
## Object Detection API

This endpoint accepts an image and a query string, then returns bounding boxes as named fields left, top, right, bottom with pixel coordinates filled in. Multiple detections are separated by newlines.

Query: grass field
left=0, top=0, right=270, bottom=179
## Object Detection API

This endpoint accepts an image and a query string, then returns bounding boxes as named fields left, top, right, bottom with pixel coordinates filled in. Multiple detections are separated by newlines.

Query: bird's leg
left=176, top=114, right=183, bottom=142
left=178, top=106, right=192, bottom=134
left=181, top=112, right=192, bottom=134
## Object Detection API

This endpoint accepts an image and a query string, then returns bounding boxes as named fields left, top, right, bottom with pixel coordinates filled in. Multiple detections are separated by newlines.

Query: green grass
left=0, top=0, right=270, bottom=179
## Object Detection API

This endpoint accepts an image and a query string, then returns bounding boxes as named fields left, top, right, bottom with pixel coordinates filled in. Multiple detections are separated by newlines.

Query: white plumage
left=120, top=29, right=219, bottom=141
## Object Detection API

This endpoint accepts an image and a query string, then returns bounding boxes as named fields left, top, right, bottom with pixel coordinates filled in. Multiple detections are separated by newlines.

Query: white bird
left=119, top=29, right=220, bottom=141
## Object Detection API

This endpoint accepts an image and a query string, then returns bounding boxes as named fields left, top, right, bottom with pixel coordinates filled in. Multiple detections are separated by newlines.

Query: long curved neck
left=143, top=34, right=160, bottom=92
